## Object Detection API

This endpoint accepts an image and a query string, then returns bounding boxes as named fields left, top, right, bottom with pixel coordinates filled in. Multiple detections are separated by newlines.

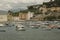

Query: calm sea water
left=0, top=21, right=60, bottom=40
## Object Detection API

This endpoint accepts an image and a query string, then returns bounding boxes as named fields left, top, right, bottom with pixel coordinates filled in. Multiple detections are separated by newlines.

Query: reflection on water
left=0, top=21, right=60, bottom=40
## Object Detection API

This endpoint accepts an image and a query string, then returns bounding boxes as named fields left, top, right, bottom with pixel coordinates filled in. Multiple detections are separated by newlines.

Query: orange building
left=19, top=12, right=28, bottom=20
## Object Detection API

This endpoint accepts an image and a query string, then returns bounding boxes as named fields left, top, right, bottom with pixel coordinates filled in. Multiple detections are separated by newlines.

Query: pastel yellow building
left=0, top=12, right=8, bottom=22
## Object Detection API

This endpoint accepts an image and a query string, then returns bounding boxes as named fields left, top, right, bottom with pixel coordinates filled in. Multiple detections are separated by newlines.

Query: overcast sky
left=0, top=0, right=50, bottom=11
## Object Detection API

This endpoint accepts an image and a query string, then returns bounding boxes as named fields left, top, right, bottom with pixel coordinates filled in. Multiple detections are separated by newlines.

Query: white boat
left=0, top=23, right=5, bottom=27
left=16, top=24, right=25, bottom=31
left=55, top=25, right=60, bottom=29
left=30, top=24, right=40, bottom=29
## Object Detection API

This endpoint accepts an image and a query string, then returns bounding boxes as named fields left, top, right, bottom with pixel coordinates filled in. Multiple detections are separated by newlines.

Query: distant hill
left=0, top=10, right=8, bottom=15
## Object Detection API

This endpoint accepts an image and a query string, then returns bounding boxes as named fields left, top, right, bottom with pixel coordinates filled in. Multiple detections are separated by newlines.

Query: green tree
left=8, top=10, right=19, bottom=16
left=54, top=0, right=60, bottom=4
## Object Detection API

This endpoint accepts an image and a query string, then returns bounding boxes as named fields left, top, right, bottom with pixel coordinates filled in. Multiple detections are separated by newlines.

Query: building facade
left=19, top=11, right=34, bottom=20
left=0, top=13, right=8, bottom=22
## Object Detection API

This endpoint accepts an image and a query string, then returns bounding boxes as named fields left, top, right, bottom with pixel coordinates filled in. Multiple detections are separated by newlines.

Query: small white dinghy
left=16, top=24, right=25, bottom=31
left=30, top=24, right=40, bottom=29
left=0, top=23, right=5, bottom=27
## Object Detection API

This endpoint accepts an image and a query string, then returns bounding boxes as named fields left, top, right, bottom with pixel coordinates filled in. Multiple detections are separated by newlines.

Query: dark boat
left=0, top=30, right=6, bottom=32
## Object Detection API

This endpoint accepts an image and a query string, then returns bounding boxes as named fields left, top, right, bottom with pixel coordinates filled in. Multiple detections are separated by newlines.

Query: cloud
left=0, top=0, right=50, bottom=11
left=0, top=4, right=3, bottom=6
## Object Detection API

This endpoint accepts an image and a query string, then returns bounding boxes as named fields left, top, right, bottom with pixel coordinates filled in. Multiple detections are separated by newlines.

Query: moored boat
left=0, top=30, right=6, bottom=32
left=16, top=24, right=25, bottom=31
left=30, top=24, right=40, bottom=29
left=0, top=23, right=5, bottom=27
